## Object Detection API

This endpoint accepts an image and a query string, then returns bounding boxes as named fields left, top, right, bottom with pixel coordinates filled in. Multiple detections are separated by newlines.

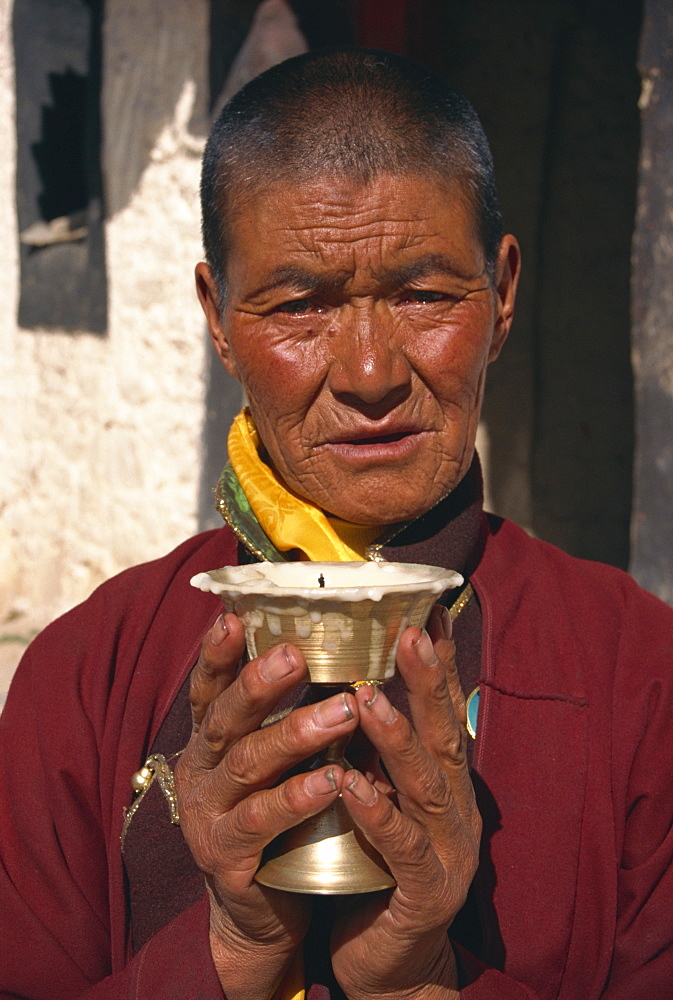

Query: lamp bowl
left=191, top=561, right=462, bottom=684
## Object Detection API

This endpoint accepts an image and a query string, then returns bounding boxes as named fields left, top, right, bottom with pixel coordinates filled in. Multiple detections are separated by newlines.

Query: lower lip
left=320, top=432, right=427, bottom=464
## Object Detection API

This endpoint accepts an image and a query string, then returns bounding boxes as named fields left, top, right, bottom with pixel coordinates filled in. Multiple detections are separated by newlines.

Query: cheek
left=233, top=331, right=328, bottom=423
left=411, top=326, right=493, bottom=407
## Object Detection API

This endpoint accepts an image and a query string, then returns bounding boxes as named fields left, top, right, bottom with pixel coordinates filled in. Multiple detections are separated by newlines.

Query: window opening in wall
left=13, top=0, right=107, bottom=333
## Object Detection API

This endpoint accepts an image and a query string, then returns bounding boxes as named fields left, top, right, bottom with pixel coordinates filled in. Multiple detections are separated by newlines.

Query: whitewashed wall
left=0, top=0, right=212, bottom=701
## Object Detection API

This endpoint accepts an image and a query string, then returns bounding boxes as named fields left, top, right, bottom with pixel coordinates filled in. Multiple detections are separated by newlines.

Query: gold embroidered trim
left=215, top=489, right=269, bottom=562
left=449, top=581, right=474, bottom=621
left=121, top=751, right=184, bottom=848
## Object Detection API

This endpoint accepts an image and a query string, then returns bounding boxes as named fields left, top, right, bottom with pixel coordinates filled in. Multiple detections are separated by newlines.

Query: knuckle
left=223, top=737, right=257, bottom=789
left=258, top=708, right=313, bottom=762
left=400, top=821, right=428, bottom=858
left=277, top=776, right=305, bottom=816
left=396, top=826, right=438, bottom=881
left=230, top=662, right=274, bottom=718
left=222, top=673, right=259, bottom=727
left=222, top=793, right=266, bottom=849
left=394, top=730, right=428, bottom=774
left=200, top=709, right=229, bottom=755
left=239, top=790, right=266, bottom=833
left=443, top=723, right=468, bottom=764
left=188, top=665, right=207, bottom=702
left=236, top=661, right=260, bottom=698
left=417, top=772, right=452, bottom=814
left=382, top=807, right=425, bottom=855
left=384, top=711, right=416, bottom=752
left=284, top=705, right=316, bottom=746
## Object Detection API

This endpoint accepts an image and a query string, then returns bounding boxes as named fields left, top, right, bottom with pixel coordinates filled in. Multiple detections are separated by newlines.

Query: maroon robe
left=1, top=514, right=673, bottom=998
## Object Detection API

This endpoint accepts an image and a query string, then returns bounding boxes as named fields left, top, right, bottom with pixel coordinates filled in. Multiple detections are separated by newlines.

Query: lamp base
left=254, top=795, right=395, bottom=894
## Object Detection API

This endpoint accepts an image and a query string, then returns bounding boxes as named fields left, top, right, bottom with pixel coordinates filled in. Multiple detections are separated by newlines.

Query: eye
left=402, top=290, right=450, bottom=305
left=274, top=298, right=324, bottom=315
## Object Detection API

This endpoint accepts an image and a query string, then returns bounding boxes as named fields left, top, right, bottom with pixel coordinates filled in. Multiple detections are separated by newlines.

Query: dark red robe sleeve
left=0, top=531, right=232, bottom=999
left=0, top=638, right=224, bottom=999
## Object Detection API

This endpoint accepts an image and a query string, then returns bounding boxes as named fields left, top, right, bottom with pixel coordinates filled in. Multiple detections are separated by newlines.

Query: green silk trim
left=216, top=462, right=286, bottom=562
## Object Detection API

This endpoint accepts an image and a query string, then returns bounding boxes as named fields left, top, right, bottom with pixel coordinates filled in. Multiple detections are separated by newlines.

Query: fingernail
left=260, top=645, right=294, bottom=682
left=314, top=692, right=354, bottom=728
left=210, top=614, right=227, bottom=646
left=346, top=770, right=377, bottom=806
left=306, top=767, right=338, bottom=796
left=414, top=628, right=438, bottom=667
left=362, top=684, right=397, bottom=724
left=441, top=606, right=453, bottom=640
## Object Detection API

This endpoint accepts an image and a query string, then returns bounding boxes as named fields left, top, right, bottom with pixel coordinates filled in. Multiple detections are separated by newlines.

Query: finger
left=208, top=689, right=359, bottom=811
left=427, top=604, right=466, bottom=727
left=393, top=623, right=476, bottom=823
left=401, top=610, right=464, bottom=754
left=353, top=683, right=466, bottom=841
left=342, top=768, right=476, bottom=930
left=189, top=613, right=245, bottom=730
left=190, top=643, right=310, bottom=772
left=340, top=769, right=468, bottom=920
left=347, top=726, right=394, bottom=792
left=209, top=765, right=345, bottom=887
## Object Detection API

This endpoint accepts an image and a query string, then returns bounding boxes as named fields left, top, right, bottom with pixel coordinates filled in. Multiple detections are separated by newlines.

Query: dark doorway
left=13, top=0, right=107, bottom=333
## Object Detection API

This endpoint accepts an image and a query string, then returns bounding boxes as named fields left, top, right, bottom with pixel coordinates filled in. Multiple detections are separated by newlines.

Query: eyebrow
left=375, top=253, right=480, bottom=286
left=247, top=265, right=350, bottom=300
left=247, top=252, right=480, bottom=300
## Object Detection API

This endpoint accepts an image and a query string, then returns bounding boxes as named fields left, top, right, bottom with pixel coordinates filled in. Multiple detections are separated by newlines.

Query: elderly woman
left=2, top=49, right=673, bottom=1000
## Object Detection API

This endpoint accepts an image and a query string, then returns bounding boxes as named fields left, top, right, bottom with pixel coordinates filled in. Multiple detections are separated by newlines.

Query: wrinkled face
left=197, top=173, right=519, bottom=524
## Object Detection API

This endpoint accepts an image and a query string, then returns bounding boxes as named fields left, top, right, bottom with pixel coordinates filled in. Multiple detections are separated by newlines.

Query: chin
left=298, top=462, right=464, bottom=526
left=326, top=493, right=444, bottom=527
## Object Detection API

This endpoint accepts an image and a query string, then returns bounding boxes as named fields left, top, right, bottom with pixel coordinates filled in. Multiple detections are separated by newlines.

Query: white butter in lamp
left=191, top=561, right=463, bottom=683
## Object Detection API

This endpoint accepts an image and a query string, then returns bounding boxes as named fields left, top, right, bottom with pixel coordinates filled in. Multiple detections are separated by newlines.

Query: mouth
left=345, top=431, right=414, bottom=445
left=318, top=428, right=428, bottom=463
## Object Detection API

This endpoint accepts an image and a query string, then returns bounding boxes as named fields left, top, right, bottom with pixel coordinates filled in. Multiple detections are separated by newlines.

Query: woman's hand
left=174, top=613, right=359, bottom=1000
left=331, top=605, right=481, bottom=1000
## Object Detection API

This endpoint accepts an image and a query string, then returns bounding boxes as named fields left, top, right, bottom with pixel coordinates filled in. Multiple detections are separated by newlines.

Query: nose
left=327, top=303, right=411, bottom=414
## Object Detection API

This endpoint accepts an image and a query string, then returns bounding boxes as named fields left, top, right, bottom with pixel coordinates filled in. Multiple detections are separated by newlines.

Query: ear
left=194, top=261, right=240, bottom=379
left=488, top=234, right=521, bottom=362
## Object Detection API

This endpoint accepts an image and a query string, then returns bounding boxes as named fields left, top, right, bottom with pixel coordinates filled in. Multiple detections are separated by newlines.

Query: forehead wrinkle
left=269, top=200, right=435, bottom=242
left=292, top=216, right=433, bottom=243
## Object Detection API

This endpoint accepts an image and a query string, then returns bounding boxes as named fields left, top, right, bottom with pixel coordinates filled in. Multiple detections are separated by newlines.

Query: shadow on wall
left=102, top=7, right=211, bottom=217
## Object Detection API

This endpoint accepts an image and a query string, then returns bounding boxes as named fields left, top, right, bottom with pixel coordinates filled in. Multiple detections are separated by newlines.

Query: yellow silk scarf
left=227, top=408, right=381, bottom=561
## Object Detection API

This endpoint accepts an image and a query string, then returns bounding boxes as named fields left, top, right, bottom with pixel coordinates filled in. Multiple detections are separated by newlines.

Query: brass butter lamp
left=191, top=561, right=462, bottom=894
